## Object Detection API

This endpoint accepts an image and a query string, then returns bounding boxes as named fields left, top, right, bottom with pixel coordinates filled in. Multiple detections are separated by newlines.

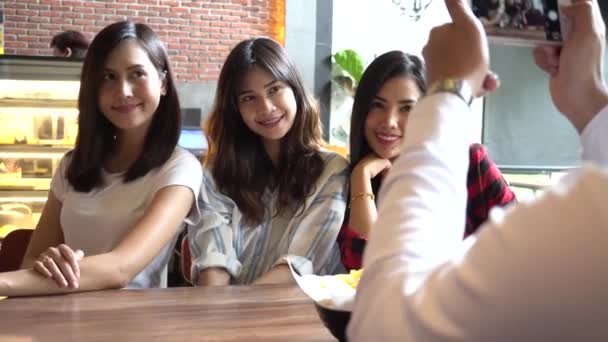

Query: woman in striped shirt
left=188, top=38, right=348, bottom=285
left=337, top=51, right=516, bottom=270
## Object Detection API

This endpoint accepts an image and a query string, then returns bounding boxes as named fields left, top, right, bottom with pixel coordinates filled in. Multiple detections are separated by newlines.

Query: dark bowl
left=314, top=302, right=352, bottom=342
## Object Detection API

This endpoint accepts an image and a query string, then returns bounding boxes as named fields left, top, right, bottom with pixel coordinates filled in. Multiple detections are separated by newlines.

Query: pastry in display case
left=0, top=55, right=82, bottom=238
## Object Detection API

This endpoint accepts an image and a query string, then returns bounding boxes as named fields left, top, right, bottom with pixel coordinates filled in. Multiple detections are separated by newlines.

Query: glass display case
left=0, top=55, right=83, bottom=238
left=0, top=56, right=208, bottom=240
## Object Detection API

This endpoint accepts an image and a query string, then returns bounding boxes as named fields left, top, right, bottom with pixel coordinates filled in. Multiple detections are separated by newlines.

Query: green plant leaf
left=332, top=49, right=364, bottom=84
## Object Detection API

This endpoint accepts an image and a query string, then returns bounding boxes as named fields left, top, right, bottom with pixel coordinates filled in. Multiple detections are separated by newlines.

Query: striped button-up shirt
left=188, top=151, right=349, bottom=285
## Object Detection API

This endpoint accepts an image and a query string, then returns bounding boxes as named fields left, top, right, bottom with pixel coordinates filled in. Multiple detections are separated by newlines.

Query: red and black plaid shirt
left=337, top=143, right=516, bottom=271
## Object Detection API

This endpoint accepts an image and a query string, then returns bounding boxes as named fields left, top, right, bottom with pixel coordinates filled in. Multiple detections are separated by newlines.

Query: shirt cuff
left=190, top=252, right=242, bottom=285
left=276, top=255, right=313, bottom=276
left=581, top=103, right=608, bottom=166
left=404, top=93, right=474, bottom=150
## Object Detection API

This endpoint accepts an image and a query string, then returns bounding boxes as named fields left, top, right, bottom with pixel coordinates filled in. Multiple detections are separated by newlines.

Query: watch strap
left=428, top=79, right=474, bottom=105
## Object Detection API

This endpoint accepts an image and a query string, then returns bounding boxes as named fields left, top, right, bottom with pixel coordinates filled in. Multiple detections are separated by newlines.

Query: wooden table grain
left=0, top=284, right=336, bottom=341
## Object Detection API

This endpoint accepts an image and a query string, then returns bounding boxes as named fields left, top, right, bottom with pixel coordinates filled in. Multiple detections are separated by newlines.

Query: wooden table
left=0, top=284, right=336, bottom=341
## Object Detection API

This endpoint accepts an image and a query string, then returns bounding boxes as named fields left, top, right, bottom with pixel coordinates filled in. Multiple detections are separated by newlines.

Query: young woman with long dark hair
left=188, top=37, right=348, bottom=286
left=0, top=21, right=202, bottom=296
left=338, top=51, right=516, bottom=270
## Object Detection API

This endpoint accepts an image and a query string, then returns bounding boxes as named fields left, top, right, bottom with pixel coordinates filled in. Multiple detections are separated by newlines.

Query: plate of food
left=288, top=260, right=361, bottom=341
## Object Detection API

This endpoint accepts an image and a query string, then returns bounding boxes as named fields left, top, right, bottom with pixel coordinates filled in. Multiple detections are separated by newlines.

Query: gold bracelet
left=349, top=192, right=374, bottom=208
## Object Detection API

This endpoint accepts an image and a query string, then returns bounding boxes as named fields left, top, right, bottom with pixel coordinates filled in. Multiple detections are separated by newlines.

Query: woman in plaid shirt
left=337, top=51, right=516, bottom=271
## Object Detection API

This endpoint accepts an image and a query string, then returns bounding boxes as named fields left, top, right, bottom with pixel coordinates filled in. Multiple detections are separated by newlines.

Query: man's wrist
left=577, top=86, right=608, bottom=133
left=427, top=78, right=474, bottom=106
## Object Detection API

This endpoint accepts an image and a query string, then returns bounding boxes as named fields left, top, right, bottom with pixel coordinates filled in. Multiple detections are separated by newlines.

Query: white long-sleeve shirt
left=348, top=93, right=608, bottom=341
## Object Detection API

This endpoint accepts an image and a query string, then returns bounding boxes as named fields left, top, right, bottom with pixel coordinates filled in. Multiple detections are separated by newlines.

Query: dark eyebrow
left=374, top=95, right=417, bottom=104
left=103, top=64, right=145, bottom=73
left=127, top=64, right=145, bottom=71
left=264, top=79, right=278, bottom=88
left=373, top=96, right=387, bottom=103
left=238, top=79, right=279, bottom=96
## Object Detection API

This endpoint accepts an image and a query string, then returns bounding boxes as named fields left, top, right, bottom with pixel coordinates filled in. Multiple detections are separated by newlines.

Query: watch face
left=444, top=79, right=456, bottom=89
left=429, top=79, right=473, bottom=105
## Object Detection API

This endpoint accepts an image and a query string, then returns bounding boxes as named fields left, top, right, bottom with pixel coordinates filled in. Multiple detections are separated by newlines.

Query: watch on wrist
left=428, top=79, right=474, bottom=105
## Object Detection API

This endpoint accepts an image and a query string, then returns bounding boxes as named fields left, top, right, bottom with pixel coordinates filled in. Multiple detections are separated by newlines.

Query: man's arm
left=349, top=0, right=608, bottom=340
left=348, top=93, right=608, bottom=340
left=347, top=92, right=474, bottom=340
left=349, top=148, right=608, bottom=341
left=581, top=104, right=608, bottom=165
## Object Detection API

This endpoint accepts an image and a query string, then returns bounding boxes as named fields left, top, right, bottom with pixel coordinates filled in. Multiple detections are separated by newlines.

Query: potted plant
left=330, top=49, right=365, bottom=146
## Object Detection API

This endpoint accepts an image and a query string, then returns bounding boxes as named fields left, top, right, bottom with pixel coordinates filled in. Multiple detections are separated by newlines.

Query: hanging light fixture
left=392, top=0, right=434, bottom=21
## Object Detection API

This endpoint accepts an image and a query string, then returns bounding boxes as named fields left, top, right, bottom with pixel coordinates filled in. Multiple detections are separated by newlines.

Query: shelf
left=0, top=98, right=77, bottom=108
left=0, top=178, right=51, bottom=191
left=0, top=55, right=83, bottom=81
left=0, top=145, right=71, bottom=158
left=0, top=190, right=48, bottom=202
left=0, top=55, right=82, bottom=233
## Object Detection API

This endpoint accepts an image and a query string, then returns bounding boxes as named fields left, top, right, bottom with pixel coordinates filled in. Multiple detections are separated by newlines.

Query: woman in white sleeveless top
left=0, top=21, right=202, bottom=296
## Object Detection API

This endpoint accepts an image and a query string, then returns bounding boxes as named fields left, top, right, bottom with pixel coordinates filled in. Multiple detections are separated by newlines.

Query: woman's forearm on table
left=1, top=254, right=126, bottom=297
left=253, top=265, right=295, bottom=285
left=198, top=267, right=231, bottom=286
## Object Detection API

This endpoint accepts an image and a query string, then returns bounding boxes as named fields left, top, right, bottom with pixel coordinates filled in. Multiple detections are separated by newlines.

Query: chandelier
left=392, top=0, right=434, bottom=21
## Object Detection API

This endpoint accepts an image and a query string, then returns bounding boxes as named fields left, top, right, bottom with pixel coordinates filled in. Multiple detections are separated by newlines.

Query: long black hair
left=205, top=37, right=324, bottom=226
left=349, top=50, right=426, bottom=195
left=67, top=21, right=181, bottom=192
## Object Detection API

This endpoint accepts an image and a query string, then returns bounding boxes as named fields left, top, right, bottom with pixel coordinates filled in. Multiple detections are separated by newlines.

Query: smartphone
left=470, top=0, right=571, bottom=46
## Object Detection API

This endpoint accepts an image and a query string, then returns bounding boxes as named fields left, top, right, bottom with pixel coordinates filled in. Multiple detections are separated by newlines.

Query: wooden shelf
left=0, top=190, right=48, bottom=201
left=0, top=98, right=77, bottom=108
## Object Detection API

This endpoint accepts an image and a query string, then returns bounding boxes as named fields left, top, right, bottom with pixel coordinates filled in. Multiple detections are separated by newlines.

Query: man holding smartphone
left=348, top=0, right=608, bottom=340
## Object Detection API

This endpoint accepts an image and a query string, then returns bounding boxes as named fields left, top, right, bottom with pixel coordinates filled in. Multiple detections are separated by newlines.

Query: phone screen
left=470, top=0, right=568, bottom=46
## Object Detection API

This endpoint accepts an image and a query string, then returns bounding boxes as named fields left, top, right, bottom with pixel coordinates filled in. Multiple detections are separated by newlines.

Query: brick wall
left=0, top=0, right=285, bottom=81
